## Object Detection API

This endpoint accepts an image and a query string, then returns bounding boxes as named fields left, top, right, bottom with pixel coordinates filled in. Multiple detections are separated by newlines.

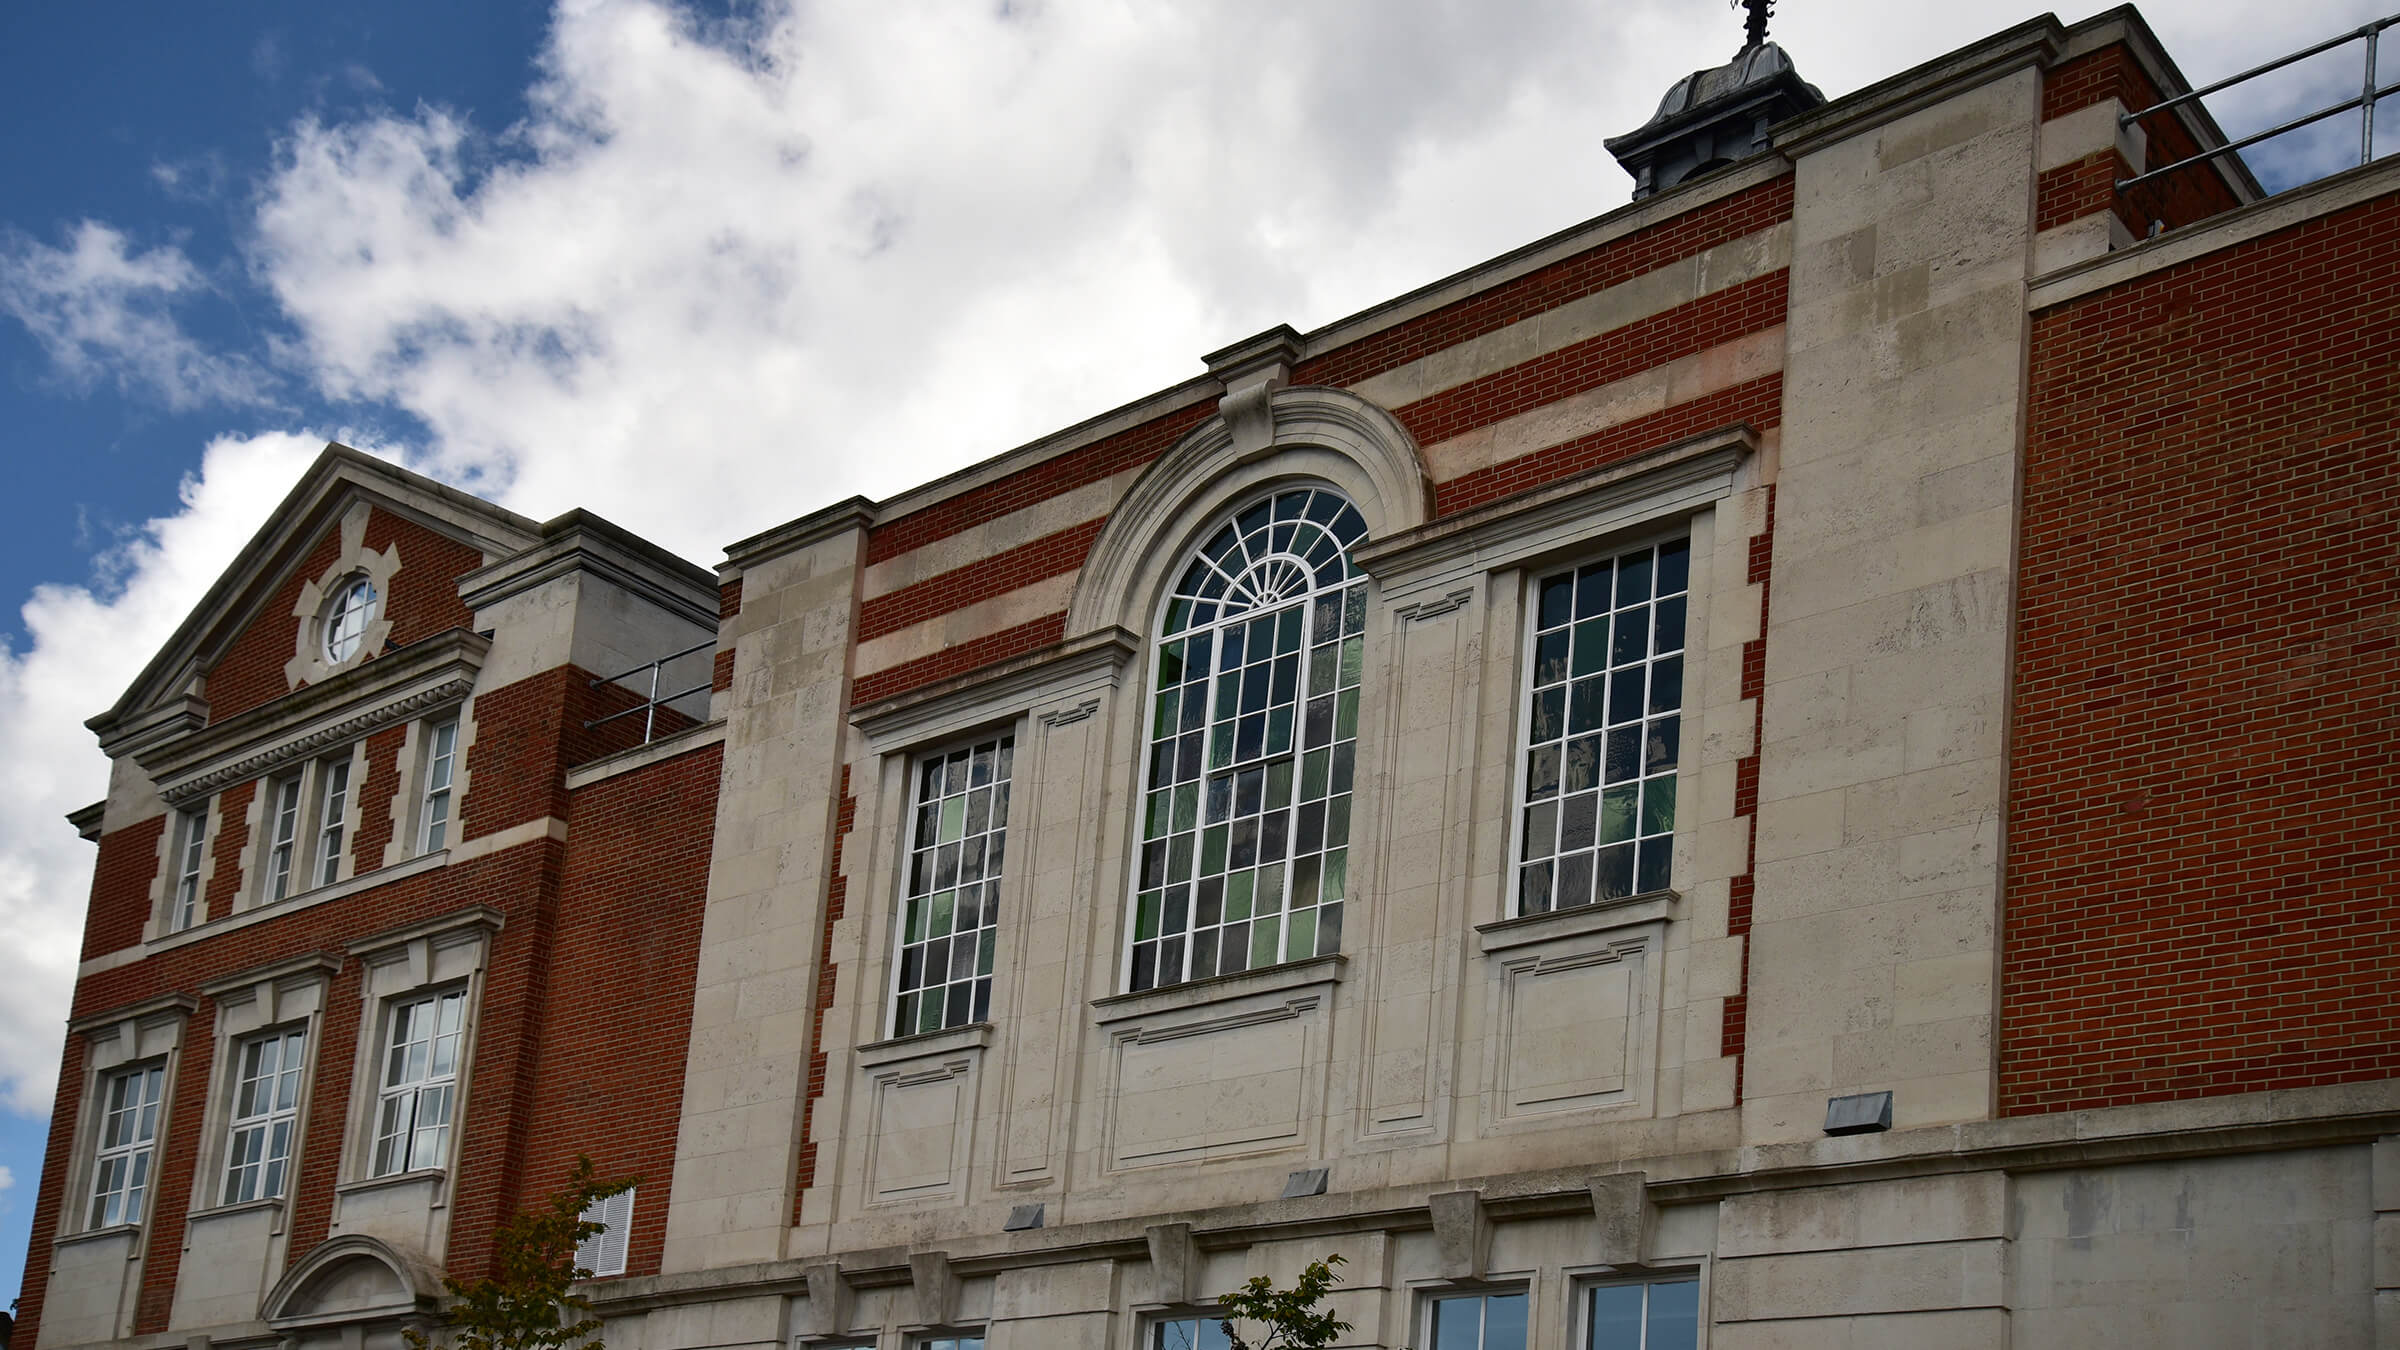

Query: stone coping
left=855, top=1021, right=993, bottom=1069
left=564, top=719, right=728, bottom=790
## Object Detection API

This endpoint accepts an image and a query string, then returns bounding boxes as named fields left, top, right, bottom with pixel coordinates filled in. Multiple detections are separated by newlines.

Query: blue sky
left=0, top=0, right=2387, bottom=1311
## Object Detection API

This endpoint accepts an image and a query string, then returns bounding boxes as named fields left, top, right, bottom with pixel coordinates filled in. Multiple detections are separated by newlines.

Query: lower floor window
left=1152, top=1315, right=1232, bottom=1349
left=1585, top=1277, right=1698, bottom=1350
left=223, top=1028, right=306, bottom=1203
left=88, top=1064, right=165, bottom=1228
left=915, top=1337, right=984, bottom=1350
left=372, top=989, right=464, bottom=1175
left=1428, top=1289, right=1527, bottom=1350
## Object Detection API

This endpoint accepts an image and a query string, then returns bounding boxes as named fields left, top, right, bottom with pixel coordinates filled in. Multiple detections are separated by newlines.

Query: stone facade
left=20, top=7, right=2400, bottom=1350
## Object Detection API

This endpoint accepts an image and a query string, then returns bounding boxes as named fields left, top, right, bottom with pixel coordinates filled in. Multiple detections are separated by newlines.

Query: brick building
left=17, top=5, right=2400, bottom=1348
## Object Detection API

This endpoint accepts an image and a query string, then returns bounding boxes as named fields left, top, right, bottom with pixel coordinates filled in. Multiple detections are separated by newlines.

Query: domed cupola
left=1605, top=0, right=1825, bottom=199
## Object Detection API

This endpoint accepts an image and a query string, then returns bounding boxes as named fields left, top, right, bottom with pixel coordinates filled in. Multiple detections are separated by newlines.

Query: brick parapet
left=2006, top=189, right=2400, bottom=1114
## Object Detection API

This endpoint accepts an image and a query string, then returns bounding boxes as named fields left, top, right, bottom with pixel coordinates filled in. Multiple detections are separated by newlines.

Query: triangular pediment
left=89, top=444, right=540, bottom=756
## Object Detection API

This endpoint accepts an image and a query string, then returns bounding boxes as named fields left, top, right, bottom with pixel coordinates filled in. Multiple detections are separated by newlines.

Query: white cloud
left=0, top=0, right=2383, bottom=1114
left=0, top=222, right=277, bottom=412
left=0, top=431, right=343, bottom=1112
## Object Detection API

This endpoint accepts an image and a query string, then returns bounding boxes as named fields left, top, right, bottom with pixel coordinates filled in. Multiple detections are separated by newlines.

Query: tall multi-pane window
left=420, top=719, right=458, bottom=852
left=170, top=806, right=208, bottom=931
left=1427, top=1290, right=1528, bottom=1350
left=914, top=1338, right=984, bottom=1350
left=263, top=775, right=304, bottom=902
left=1127, top=487, right=1368, bottom=993
left=315, top=758, right=351, bottom=888
left=87, top=1064, right=164, bottom=1228
left=372, top=990, right=464, bottom=1175
left=1585, top=1278, right=1700, bottom=1350
left=222, top=1028, right=306, bottom=1204
left=1151, top=1316, right=1233, bottom=1349
left=1517, top=537, right=1690, bottom=914
left=892, top=735, right=1012, bottom=1037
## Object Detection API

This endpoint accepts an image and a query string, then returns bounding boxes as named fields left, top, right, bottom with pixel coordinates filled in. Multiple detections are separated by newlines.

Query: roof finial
left=1741, top=0, right=1772, bottom=50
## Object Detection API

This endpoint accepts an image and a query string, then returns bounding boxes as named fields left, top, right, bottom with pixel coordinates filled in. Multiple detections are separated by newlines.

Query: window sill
left=1474, top=889, right=1680, bottom=954
left=136, top=850, right=450, bottom=960
left=52, top=1221, right=143, bottom=1253
left=336, top=1168, right=448, bottom=1200
left=856, top=1021, right=992, bottom=1068
left=186, top=1194, right=287, bottom=1224
left=1091, top=953, right=1346, bottom=1028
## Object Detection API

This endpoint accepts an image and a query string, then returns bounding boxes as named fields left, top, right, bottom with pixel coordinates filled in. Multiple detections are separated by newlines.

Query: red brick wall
left=457, top=667, right=665, bottom=842
left=81, top=814, right=167, bottom=960
left=2005, top=191, right=2400, bottom=1114
left=1721, top=483, right=1778, bottom=1103
left=857, top=518, right=1107, bottom=643
left=1435, top=373, right=1784, bottom=516
left=203, top=508, right=483, bottom=724
left=515, top=742, right=721, bottom=1278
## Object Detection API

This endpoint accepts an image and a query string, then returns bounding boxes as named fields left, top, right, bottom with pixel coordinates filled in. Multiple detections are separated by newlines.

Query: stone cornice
left=67, top=992, right=199, bottom=1037
left=1353, top=424, right=1754, bottom=600
left=723, top=496, right=877, bottom=575
left=138, top=629, right=489, bottom=805
left=459, top=509, right=718, bottom=631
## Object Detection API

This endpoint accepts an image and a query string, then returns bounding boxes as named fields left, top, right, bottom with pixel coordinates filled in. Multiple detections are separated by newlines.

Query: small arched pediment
left=262, top=1234, right=439, bottom=1329
left=1066, top=385, right=1431, bottom=639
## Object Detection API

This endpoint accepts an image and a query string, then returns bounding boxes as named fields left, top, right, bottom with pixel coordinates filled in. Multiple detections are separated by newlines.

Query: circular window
left=322, top=576, right=379, bottom=663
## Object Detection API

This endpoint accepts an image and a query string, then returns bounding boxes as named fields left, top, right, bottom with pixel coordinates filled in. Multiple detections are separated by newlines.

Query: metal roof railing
left=2120, top=12, right=2399, bottom=194
left=585, top=638, right=715, bottom=746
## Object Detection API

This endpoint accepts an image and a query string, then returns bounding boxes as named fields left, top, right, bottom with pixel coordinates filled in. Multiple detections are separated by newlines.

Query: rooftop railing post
left=645, top=656, right=662, bottom=744
left=2366, top=25, right=2382, bottom=166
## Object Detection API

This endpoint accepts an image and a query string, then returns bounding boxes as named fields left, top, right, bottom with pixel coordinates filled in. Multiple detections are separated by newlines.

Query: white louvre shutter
left=575, top=1187, right=634, bottom=1277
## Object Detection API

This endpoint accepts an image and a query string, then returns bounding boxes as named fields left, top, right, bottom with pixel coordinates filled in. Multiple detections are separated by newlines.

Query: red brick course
left=1294, top=176, right=1794, bottom=392
left=850, top=613, right=1068, bottom=709
left=1435, top=373, right=1785, bottom=516
left=1721, top=484, right=1778, bottom=1102
left=2006, top=191, right=2400, bottom=1115
left=857, top=519, right=1107, bottom=644
left=1393, top=272, right=1788, bottom=450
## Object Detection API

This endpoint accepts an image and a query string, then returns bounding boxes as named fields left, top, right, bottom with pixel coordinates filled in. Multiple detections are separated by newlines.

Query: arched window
left=1127, top=486, right=1369, bottom=993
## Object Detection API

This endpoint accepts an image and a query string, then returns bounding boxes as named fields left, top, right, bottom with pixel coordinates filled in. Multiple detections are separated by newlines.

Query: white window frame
left=911, top=1336, right=985, bottom=1350
left=262, top=772, right=304, bottom=903
left=1507, top=527, right=1693, bottom=917
left=419, top=718, right=459, bottom=853
left=1575, top=1272, right=1704, bottom=1350
left=887, top=733, right=1015, bottom=1039
left=87, top=1063, right=165, bottom=1229
left=221, top=1027, right=308, bottom=1204
left=1122, top=486, right=1371, bottom=994
left=322, top=574, right=379, bottom=664
left=574, top=1186, right=635, bottom=1277
left=169, top=805, right=209, bottom=932
left=1422, top=1286, right=1532, bottom=1350
left=314, top=755, right=353, bottom=889
left=1147, top=1312, right=1234, bottom=1349
left=371, top=987, right=466, bottom=1176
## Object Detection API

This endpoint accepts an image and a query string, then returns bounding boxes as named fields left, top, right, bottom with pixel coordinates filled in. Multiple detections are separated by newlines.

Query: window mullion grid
left=374, top=990, right=462, bottom=1175
left=316, top=758, right=351, bottom=888
left=421, top=720, right=458, bottom=852
left=223, top=1028, right=306, bottom=1204
left=892, top=736, right=1012, bottom=1038
left=1131, top=488, right=1370, bottom=994
left=1515, top=539, right=1691, bottom=916
left=88, top=1064, right=163, bottom=1228
left=173, top=808, right=207, bottom=930
left=266, top=774, right=304, bottom=903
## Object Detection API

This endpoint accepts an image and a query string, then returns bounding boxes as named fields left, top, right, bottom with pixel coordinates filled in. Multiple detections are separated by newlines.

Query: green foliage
left=403, top=1157, right=637, bottom=1350
left=1215, top=1254, right=1352, bottom=1350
